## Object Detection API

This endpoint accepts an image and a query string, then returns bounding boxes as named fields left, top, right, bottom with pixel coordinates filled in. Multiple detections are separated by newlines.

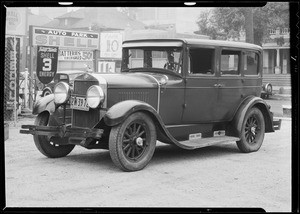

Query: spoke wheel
left=109, top=112, right=157, bottom=171
left=33, top=111, right=75, bottom=158
left=237, top=107, right=265, bottom=153
left=122, top=122, right=148, bottom=161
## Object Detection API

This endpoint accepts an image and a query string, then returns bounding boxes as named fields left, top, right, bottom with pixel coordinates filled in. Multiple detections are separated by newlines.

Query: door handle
left=214, top=84, right=225, bottom=87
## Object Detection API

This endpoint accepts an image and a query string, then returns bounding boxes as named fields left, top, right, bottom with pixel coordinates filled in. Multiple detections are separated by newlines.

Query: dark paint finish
left=21, top=38, right=280, bottom=151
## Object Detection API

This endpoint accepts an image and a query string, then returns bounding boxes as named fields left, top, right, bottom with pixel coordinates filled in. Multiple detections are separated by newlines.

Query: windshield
left=122, top=47, right=183, bottom=74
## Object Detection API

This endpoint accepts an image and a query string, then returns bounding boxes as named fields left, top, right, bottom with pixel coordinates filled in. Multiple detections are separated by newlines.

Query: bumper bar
left=273, top=118, right=282, bottom=130
left=20, top=124, right=103, bottom=139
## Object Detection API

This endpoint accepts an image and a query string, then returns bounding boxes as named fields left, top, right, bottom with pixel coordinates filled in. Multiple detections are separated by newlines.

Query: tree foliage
left=195, top=2, right=289, bottom=45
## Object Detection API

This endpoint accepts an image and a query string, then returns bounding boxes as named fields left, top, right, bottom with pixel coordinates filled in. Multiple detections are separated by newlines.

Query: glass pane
left=221, top=50, right=240, bottom=75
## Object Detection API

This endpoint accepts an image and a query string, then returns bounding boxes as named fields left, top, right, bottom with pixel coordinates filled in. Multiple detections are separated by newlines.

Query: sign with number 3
left=36, top=46, right=59, bottom=84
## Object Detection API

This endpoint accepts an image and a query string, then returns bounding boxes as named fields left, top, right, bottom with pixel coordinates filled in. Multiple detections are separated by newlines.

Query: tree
left=195, top=2, right=289, bottom=45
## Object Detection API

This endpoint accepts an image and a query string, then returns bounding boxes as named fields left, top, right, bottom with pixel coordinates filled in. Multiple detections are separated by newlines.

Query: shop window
left=220, top=50, right=240, bottom=75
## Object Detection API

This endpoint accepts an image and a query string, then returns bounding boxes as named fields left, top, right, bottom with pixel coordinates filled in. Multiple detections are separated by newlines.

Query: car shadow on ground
left=60, top=141, right=241, bottom=171
left=151, top=142, right=241, bottom=163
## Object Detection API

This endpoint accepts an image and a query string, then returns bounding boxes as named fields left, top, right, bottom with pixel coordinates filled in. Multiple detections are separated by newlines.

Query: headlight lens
left=86, top=85, right=105, bottom=108
left=54, top=82, right=70, bottom=104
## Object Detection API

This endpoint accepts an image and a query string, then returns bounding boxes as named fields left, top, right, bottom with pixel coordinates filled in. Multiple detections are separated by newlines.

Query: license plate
left=70, top=96, right=89, bottom=111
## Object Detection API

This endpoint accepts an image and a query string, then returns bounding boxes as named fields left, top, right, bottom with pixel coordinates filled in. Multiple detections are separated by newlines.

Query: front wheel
left=33, top=112, right=75, bottom=158
left=236, top=107, right=265, bottom=153
left=109, top=112, right=157, bottom=171
left=42, top=89, right=52, bottom=97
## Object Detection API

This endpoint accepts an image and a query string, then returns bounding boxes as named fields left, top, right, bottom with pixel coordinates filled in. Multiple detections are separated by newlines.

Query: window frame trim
left=186, top=45, right=217, bottom=77
left=219, top=47, right=242, bottom=77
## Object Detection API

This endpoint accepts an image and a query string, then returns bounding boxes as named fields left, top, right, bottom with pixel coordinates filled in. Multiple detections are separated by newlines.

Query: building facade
left=262, top=27, right=290, bottom=75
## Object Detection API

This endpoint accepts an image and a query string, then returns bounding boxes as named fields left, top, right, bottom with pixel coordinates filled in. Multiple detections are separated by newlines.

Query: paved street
left=4, top=97, right=292, bottom=212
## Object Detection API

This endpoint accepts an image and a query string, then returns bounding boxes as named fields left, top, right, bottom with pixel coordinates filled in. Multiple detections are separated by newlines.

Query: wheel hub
left=251, top=127, right=256, bottom=134
left=135, top=137, right=143, bottom=147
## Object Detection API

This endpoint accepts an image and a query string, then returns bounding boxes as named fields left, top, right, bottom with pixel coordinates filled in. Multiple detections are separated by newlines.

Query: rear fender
left=229, top=96, right=274, bottom=137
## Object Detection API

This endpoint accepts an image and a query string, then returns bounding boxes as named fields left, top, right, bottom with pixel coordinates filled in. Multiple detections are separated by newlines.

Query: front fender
left=32, top=94, right=56, bottom=115
left=103, top=100, right=197, bottom=150
left=230, top=96, right=274, bottom=137
left=103, top=100, right=158, bottom=126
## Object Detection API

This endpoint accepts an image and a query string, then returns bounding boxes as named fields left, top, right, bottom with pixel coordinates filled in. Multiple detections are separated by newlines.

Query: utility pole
left=244, top=8, right=254, bottom=44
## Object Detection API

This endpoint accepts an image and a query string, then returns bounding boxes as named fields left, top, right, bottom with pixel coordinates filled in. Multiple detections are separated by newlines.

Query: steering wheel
left=164, top=62, right=181, bottom=71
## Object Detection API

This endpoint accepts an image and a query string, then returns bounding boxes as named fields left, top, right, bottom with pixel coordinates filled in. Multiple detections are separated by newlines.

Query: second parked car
left=41, top=70, right=84, bottom=97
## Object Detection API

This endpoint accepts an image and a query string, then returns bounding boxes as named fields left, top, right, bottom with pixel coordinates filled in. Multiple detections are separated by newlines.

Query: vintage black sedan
left=20, top=39, right=281, bottom=171
left=41, top=70, right=83, bottom=97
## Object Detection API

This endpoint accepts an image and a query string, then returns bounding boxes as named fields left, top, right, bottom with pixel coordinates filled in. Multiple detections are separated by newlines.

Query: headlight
left=86, top=85, right=105, bottom=108
left=54, top=82, right=70, bottom=104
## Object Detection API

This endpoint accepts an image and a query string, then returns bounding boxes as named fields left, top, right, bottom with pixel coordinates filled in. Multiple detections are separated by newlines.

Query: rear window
left=54, top=74, right=69, bottom=83
left=244, top=51, right=259, bottom=75
left=220, top=49, right=240, bottom=75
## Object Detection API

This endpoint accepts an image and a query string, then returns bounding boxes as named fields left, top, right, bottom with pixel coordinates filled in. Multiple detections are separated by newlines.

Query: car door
left=182, top=46, right=219, bottom=123
left=214, top=48, right=244, bottom=121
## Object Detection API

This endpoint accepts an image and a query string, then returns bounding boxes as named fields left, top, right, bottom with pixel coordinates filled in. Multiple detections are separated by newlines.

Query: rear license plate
left=70, top=96, right=89, bottom=111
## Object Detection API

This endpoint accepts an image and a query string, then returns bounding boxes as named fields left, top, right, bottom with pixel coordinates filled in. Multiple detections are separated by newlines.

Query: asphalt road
left=4, top=108, right=292, bottom=211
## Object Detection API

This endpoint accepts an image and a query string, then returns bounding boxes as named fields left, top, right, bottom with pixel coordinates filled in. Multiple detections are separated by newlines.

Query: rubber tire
left=109, top=112, right=157, bottom=172
left=33, top=112, right=75, bottom=158
left=267, top=84, right=273, bottom=95
left=236, top=107, right=265, bottom=153
left=42, top=89, right=52, bottom=97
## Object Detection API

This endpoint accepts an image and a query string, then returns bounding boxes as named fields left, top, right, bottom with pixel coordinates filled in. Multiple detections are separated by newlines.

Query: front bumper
left=20, top=124, right=103, bottom=139
left=273, top=118, right=282, bottom=130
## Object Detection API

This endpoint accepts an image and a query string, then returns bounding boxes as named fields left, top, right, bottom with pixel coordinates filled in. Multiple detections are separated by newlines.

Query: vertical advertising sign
left=4, top=37, right=20, bottom=114
left=36, top=46, right=59, bottom=84
left=100, top=32, right=123, bottom=58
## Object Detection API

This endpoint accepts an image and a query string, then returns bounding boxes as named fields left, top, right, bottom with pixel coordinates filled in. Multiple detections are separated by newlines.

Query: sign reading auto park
left=36, top=46, right=59, bottom=84
left=30, top=26, right=99, bottom=49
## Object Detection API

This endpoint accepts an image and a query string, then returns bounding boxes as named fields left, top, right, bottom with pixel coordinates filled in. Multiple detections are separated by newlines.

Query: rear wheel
left=109, top=112, right=157, bottom=171
left=33, top=112, right=75, bottom=158
left=236, top=107, right=265, bottom=153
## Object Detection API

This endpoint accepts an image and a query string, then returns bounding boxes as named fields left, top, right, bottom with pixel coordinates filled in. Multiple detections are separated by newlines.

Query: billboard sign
left=36, top=46, right=59, bottom=84
left=30, top=26, right=99, bottom=49
left=98, top=61, right=116, bottom=73
left=58, top=50, right=93, bottom=61
left=100, top=32, right=122, bottom=58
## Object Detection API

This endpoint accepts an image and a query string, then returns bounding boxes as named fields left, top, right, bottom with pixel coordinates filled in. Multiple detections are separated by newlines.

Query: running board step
left=178, top=136, right=240, bottom=149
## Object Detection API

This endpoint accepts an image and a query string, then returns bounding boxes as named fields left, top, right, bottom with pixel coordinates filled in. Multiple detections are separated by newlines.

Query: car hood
left=77, top=72, right=172, bottom=89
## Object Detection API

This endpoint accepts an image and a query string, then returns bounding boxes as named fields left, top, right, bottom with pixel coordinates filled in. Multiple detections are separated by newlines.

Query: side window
left=244, top=51, right=259, bottom=75
left=220, top=49, right=240, bottom=75
left=189, top=48, right=215, bottom=75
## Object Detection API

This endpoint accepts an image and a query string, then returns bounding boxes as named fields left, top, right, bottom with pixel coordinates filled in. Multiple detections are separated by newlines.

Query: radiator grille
left=72, top=80, right=99, bottom=128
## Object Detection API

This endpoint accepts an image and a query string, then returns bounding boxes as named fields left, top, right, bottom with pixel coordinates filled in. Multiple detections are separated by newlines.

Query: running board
left=177, top=136, right=240, bottom=150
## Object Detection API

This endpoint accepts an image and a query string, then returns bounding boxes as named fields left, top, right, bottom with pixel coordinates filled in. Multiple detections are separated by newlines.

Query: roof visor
left=123, top=41, right=184, bottom=48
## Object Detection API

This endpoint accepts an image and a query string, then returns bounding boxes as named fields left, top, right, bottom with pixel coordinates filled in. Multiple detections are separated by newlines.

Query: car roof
left=123, top=38, right=262, bottom=51
left=57, top=70, right=84, bottom=75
